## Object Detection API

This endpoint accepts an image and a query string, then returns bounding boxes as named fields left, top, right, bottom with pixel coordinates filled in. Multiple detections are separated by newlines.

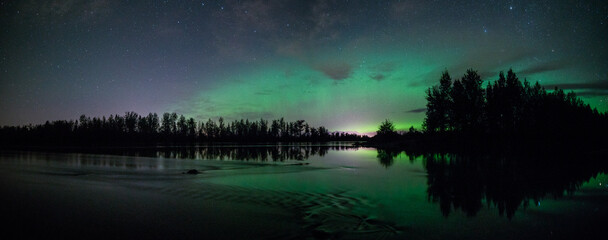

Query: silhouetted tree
left=177, top=115, right=188, bottom=138
left=259, top=118, right=268, bottom=139
left=423, top=68, right=607, bottom=149
left=377, top=119, right=396, bottom=136
left=186, top=117, right=197, bottom=138
left=218, top=117, right=225, bottom=139
left=456, top=69, right=484, bottom=133
left=161, top=113, right=173, bottom=136
left=125, top=111, right=139, bottom=133
left=424, top=71, right=452, bottom=133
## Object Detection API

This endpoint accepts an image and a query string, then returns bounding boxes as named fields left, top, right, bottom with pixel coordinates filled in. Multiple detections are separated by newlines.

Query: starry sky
left=1, top=0, right=607, bottom=134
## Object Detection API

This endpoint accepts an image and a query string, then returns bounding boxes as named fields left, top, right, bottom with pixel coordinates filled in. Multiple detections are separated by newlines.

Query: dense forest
left=424, top=69, right=607, bottom=136
left=0, top=115, right=366, bottom=146
left=373, top=69, right=608, bottom=151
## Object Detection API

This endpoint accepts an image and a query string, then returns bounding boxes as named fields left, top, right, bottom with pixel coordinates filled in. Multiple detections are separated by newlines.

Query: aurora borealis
left=1, top=0, right=607, bottom=134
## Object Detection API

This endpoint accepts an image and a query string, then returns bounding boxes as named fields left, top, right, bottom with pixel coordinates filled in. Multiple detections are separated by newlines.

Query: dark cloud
left=371, top=62, right=398, bottom=73
left=574, top=91, right=608, bottom=97
left=519, top=61, right=570, bottom=75
left=406, top=108, right=427, bottom=113
left=477, top=71, right=496, bottom=80
left=543, top=82, right=608, bottom=91
left=316, top=63, right=352, bottom=81
left=370, top=74, right=386, bottom=81
left=368, top=62, right=397, bottom=81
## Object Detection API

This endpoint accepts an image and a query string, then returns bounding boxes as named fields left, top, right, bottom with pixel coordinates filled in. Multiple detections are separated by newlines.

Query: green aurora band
left=170, top=47, right=607, bottom=135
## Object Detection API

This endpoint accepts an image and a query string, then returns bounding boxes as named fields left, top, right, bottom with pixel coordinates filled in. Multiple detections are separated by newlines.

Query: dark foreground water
left=0, top=144, right=606, bottom=239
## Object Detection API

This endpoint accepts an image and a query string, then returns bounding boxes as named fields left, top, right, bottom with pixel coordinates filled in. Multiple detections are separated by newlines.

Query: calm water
left=0, top=144, right=606, bottom=239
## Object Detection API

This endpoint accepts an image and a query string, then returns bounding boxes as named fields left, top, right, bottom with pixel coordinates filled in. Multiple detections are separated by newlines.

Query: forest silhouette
left=0, top=115, right=365, bottom=146
left=373, top=69, right=608, bottom=152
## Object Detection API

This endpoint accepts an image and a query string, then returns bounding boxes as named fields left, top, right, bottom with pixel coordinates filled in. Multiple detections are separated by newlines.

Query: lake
left=0, top=144, right=606, bottom=239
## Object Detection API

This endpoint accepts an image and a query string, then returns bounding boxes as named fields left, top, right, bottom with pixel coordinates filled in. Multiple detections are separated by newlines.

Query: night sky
left=1, top=0, right=607, bottom=134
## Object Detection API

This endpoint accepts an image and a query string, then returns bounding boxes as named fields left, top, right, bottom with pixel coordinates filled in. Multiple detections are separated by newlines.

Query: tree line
left=420, top=69, right=607, bottom=149
left=424, top=69, right=608, bottom=134
left=0, top=114, right=367, bottom=146
left=368, top=68, right=607, bottom=150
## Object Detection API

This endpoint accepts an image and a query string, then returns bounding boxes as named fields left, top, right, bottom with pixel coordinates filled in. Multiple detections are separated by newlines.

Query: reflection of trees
left=378, top=149, right=606, bottom=219
left=423, top=152, right=606, bottom=219
left=376, top=148, right=401, bottom=167
left=185, top=145, right=355, bottom=161
left=197, top=146, right=318, bottom=161
left=13, top=145, right=358, bottom=172
left=65, top=145, right=357, bottom=162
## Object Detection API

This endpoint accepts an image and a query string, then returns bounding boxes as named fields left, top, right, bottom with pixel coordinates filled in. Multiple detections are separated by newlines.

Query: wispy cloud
left=370, top=74, right=386, bottom=81
left=368, top=61, right=398, bottom=81
left=315, top=62, right=353, bottom=81
left=574, top=91, right=608, bottom=97
left=371, top=62, right=398, bottom=73
left=543, top=82, right=608, bottom=91
left=519, top=61, right=570, bottom=75
left=406, top=108, right=426, bottom=113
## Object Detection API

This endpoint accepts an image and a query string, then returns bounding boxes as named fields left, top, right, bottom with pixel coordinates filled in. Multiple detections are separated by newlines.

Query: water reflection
left=89, top=145, right=607, bottom=220
left=5, top=144, right=358, bottom=169
left=375, top=148, right=401, bottom=168
left=4, top=145, right=606, bottom=222
left=377, top=149, right=607, bottom=219
left=85, top=144, right=357, bottom=161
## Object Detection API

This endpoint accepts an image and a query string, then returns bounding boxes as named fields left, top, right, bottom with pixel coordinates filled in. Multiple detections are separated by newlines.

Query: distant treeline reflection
left=53, top=144, right=358, bottom=162
left=377, top=148, right=607, bottom=219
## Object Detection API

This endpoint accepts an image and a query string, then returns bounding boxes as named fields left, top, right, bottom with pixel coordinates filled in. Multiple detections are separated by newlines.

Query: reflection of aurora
left=66, top=145, right=608, bottom=220
left=13, top=145, right=608, bottom=221
left=377, top=149, right=608, bottom=219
